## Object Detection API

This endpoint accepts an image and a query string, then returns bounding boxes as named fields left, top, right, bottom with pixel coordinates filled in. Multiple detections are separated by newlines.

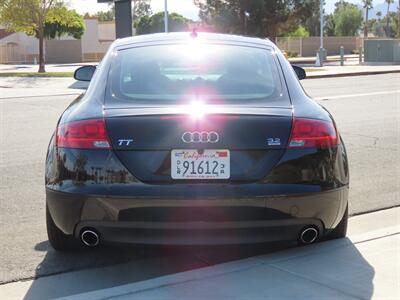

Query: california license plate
left=171, top=149, right=230, bottom=179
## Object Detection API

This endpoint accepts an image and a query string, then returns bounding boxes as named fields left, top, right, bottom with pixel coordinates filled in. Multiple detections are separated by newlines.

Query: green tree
left=324, top=14, right=336, bottom=36
left=389, top=10, right=399, bottom=37
left=333, top=1, right=363, bottom=36
left=0, top=0, right=72, bottom=72
left=45, top=5, right=84, bottom=39
left=133, top=0, right=152, bottom=21
left=135, top=12, right=190, bottom=35
left=362, top=0, right=373, bottom=38
left=385, top=0, right=394, bottom=36
left=284, top=25, right=310, bottom=37
left=91, top=1, right=151, bottom=24
left=374, top=11, right=398, bottom=37
left=398, top=0, right=400, bottom=37
left=193, top=0, right=319, bottom=38
left=370, top=11, right=398, bottom=37
left=372, top=19, right=386, bottom=36
left=96, top=9, right=114, bottom=21
left=293, top=0, right=320, bottom=36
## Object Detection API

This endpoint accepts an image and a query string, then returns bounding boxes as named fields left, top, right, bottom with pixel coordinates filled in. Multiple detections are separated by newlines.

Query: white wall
left=98, top=22, right=115, bottom=41
left=82, top=18, right=101, bottom=53
left=82, top=18, right=116, bottom=55
left=18, top=33, right=39, bottom=54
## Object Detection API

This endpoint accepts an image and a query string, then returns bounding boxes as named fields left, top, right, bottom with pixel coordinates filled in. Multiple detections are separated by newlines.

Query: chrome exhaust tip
left=81, top=229, right=100, bottom=247
left=299, top=227, right=319, bottom=245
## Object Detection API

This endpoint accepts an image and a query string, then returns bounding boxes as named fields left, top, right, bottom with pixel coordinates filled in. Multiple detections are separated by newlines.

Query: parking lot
left=0, top=73, right=399, bottom=293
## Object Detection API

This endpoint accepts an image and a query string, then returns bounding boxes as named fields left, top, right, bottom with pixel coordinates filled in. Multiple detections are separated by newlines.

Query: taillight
left=56, top=119, right=111, bottom=149
left=288, top=118, right=339, bottom=148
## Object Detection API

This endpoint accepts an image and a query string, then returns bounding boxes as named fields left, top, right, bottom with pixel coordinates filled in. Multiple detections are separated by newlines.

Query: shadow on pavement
left=68, top=81, right=89, bottom=90
left=21, top=238, right=374, bottom=299
left=22, top=241, right=290, bottom=299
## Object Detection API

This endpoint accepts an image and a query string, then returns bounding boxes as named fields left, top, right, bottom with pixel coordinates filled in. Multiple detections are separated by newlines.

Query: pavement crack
left=350, top=205, right=400, bottom=217
left=268, top=264, right=363, bottom=300
left=352, top=231, right=399, bottom=245
left=341, top=132, right=380, bottom=142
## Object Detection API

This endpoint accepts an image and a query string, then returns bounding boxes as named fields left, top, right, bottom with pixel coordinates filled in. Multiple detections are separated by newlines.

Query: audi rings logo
left=181, top=131, right=219, bottom=143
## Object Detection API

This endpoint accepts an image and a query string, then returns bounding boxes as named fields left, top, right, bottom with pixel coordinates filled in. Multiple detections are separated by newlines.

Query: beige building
left=0, top=18, right=118, bottom=64
left=81, top=18, right=115, bottom=62
left=0, top=29, right=39, bottom=63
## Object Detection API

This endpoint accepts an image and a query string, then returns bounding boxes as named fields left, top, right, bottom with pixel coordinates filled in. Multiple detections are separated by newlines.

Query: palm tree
left=363, top=0, right=373, bottom=38
left=385, top=0, right=394, bottom=37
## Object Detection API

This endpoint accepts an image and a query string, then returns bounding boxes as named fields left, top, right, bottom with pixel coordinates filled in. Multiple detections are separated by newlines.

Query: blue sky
left=71, top=1, right=394, bottom=20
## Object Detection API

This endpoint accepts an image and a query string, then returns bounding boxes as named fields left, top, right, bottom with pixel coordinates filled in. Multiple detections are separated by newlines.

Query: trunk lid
left=105, top=106, right=292, bottom=183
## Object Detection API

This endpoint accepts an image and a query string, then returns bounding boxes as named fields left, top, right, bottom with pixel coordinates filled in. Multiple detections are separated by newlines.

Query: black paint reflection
left=46, top=140, right=137, bottom=189
left=264, top=145, right=349, bottom=189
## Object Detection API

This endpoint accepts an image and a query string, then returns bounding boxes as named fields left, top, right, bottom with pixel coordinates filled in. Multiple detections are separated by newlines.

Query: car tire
left=328, top=205, right=348, bottom=240
left=46, top=205, right=79, bottom=251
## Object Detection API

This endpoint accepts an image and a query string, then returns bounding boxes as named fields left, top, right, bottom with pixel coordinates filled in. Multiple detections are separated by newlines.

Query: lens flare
left=186, top=100, right=207, bottom=119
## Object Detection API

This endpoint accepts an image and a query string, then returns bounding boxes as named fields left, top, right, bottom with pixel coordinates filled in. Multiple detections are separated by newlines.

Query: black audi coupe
left=45, top=32, right=349, bottom=251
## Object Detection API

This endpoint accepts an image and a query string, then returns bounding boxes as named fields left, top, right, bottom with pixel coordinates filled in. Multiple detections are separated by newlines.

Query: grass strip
left=304, top=68, right=326, bottom=73
left=0, top=72, right=73, bottom=78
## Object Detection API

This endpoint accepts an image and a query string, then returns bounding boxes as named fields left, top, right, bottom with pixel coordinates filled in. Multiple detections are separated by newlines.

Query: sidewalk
left=305, top=64, right=400, bottom=79
left=0, top=63, right=94, bottom=73
left=289, top=54, right=360, bottom=65
left=1, top=207, right=398, bottom=300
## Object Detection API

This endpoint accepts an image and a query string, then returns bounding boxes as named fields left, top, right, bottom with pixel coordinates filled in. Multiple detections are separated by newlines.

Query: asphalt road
left=0, top=74, right=399, bottom=287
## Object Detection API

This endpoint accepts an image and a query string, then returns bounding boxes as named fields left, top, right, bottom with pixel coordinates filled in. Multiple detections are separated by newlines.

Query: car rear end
left=45, top=34, right=349, bottom=248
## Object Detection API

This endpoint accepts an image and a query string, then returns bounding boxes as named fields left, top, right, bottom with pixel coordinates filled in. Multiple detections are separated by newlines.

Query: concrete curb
left=306, top=69, right=400, bottom=79
left=0, top=92, right=81, bottom=100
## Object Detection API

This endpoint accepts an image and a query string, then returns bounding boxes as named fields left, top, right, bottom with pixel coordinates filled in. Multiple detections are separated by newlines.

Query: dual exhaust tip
left=81, top=229, right=100, bottom=247
left=299, top=226, right=319, bottom=245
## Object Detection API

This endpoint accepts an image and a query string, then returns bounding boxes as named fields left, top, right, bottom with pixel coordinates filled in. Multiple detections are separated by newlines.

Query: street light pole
left=97, top=0, right=132, bottom=38
left=164, top=0, right=169, bottom=33
left=320, top=0, right=324, bottom=50
left=317, top=0, right=326, bottom=67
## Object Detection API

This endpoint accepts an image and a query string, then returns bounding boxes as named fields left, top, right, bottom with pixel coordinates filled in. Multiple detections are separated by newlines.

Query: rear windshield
left=107, top=42, right=288, bottom=105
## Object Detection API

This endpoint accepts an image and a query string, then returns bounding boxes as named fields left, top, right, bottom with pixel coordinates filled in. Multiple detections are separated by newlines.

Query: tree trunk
left=265, top=22, right=277, bottom=40
left=38, top=18, right=45, bottom=73
left=364, top=8, right=369, bottom=38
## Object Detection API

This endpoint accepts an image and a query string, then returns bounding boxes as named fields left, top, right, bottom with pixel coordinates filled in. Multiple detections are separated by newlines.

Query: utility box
left=364, top=39, right=400, bottom=64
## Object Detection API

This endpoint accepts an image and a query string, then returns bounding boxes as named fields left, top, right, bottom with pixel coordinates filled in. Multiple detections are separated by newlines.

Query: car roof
left=112, top=32, right=275, bottom=49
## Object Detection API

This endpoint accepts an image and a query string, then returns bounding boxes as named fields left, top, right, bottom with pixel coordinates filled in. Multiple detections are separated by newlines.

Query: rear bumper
left=46, top=186, right=348, bottom=245
left=75, top=219, right=324, bottom=245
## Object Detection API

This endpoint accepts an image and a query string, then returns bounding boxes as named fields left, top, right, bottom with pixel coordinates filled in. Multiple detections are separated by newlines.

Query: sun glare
left=187, top=100, right=207, bottom=119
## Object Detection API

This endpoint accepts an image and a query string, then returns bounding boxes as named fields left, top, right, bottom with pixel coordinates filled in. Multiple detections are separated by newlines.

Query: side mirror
left=292, top=65, right=306, bottom=80
left=74, top=65, right=96, bottom=82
